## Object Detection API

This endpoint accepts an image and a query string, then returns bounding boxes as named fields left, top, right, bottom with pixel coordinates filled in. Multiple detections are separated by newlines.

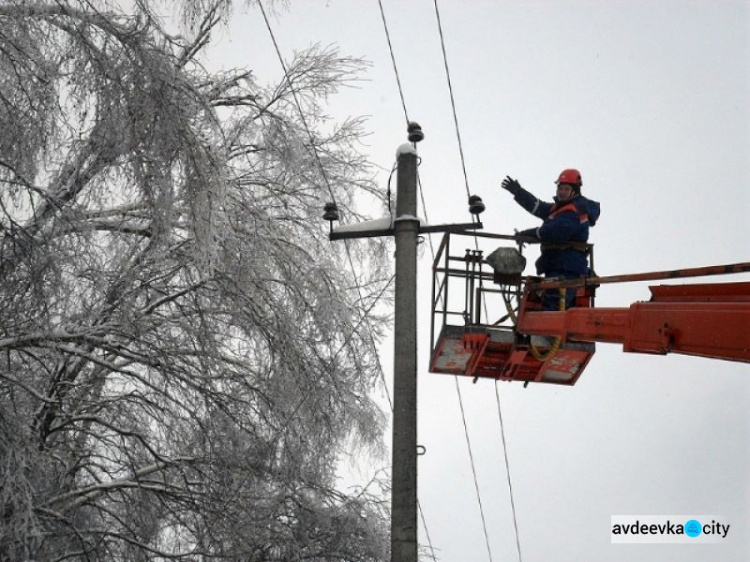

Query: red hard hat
left=555, top=168, right=582, bottom=186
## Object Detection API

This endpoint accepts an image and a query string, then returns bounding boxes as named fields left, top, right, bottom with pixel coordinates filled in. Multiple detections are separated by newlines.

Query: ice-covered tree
left=0, top=1, right=390, bottom=559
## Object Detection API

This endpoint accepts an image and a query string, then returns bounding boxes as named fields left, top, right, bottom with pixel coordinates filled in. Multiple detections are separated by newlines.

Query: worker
left=501, top=169, right=600, bottom=310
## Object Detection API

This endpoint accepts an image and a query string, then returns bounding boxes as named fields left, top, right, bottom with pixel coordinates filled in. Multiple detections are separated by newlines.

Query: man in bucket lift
left=501, top=169, right=601, bottom=310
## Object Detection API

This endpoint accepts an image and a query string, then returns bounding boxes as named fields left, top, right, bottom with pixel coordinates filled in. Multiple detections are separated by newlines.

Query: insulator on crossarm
left=323, top=202, right=339, bottom=222
left=468, top=194, right=485, bottom=216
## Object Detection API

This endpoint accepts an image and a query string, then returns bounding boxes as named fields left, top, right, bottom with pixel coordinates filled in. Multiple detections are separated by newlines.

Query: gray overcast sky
left=206, top=1, right=749, bottom=560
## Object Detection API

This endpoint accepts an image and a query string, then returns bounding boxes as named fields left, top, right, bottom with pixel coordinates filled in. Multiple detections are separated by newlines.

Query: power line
left=375, top=0, right=439, bottom=265
left=429, top=2, right=528, bottom=561
left=454, top=378, right=495, bottom=562
left=431, top=0, right=471, bottom=199
left=427, top=2, right=501, bottom=560
left=256, top=0, right=394, bottom=435
left=495, top=382, right=524, bottom=562
left=376, top=0, right=410, bottom=126
left=256, top=0, right=338, bottom=206
left=333, top=273, right=395, bottom=411
left=416, top=174, right=439, bottom=268
left=377, top=0, right=525, bottom=556
left=417, top=498, right=438, bottom=561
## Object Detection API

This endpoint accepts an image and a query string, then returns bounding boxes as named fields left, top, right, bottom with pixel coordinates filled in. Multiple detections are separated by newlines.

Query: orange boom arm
left=517, top=281, right=750, bottom=363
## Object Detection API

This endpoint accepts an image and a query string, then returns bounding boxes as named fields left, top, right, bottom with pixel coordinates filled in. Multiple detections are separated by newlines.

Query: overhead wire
left=259, top=1, right=437, bottom=558
left=430, top=1, right=524, bottom=561
left=428, top=1, right=496, bottom=560
left=454, top=377, right=495, bottom=561
left=376, top=0, right=439, bottom=265
left=494, top=382, right=524, bottom=562
left=416, top=174, right=439, bottom=263
left=431, top=0, right=471, bottom=200
left=256, top=0, right=394, bottom=413
left=257, top=1, right=341, bottom=208
left=376, top=0, right=410, bottom=126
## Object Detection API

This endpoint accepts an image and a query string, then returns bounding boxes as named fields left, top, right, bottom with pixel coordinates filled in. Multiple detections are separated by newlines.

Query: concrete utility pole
left=326, top=123, right=482, bottom=562
left=391, top=142, right=419, bottom=562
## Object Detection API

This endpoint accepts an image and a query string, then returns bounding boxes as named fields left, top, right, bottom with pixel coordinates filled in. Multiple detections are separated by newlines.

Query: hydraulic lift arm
left=517, top=281, right=750, bottom=363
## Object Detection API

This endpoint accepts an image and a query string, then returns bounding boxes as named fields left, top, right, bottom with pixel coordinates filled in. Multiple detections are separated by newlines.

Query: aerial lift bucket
left=428, top=233, right=596, bottom=385
left=429, top=232, right=750, bottom=386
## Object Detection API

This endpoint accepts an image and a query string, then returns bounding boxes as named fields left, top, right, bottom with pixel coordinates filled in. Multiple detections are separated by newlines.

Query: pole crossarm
left=420, top=221, right=482, bottom=234
left=329, top=220, right=482, bottom=241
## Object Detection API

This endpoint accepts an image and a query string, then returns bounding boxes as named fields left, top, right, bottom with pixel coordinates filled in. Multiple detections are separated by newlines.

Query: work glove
left=501, top=176, right=521, bottom=195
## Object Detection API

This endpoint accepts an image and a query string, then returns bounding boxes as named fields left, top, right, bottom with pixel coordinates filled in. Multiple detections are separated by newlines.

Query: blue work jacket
left=514, top=187, right=601, bottom=276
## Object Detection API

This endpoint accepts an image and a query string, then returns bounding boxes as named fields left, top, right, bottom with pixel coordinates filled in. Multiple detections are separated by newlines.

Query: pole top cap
left=396, top=142, right=418, bottom=159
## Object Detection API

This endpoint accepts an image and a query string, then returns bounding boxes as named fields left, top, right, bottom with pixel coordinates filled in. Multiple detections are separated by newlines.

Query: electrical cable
left=257, top=0, right=339, bottom=206
left=494, top=382, right=524, bottom=562
left=428, top=2, right=498, bottom=560
left=416, top=174, right=439, bottom=267
left=418, top=498, right=438, bottom=561
left=331, top=274, right=395, bottom=410
left=429, top=2, right=526, bottom=561
left=376, top=0, right=439, bottom=270
left=431, top=0, right=471, bottom=199
left=376, top=0, right=410, bottom=126
left=454, top=377, right=495, bottom=562
left=257, top=0, right=394, bottom=427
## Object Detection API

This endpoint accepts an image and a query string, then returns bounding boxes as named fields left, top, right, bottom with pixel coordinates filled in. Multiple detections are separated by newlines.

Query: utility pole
left=391, top=140, right=419, bottom=562
left=325, top=123, right=483, bottom=562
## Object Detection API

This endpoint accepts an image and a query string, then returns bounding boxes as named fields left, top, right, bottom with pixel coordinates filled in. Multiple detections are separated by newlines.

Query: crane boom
left=517, top=281, right=750, bottom=363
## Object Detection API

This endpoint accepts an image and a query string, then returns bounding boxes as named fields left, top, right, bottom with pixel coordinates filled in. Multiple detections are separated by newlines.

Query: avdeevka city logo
left=610, top=515, right=730, bottom=543
left=684, top=519, right=702, bottom=538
